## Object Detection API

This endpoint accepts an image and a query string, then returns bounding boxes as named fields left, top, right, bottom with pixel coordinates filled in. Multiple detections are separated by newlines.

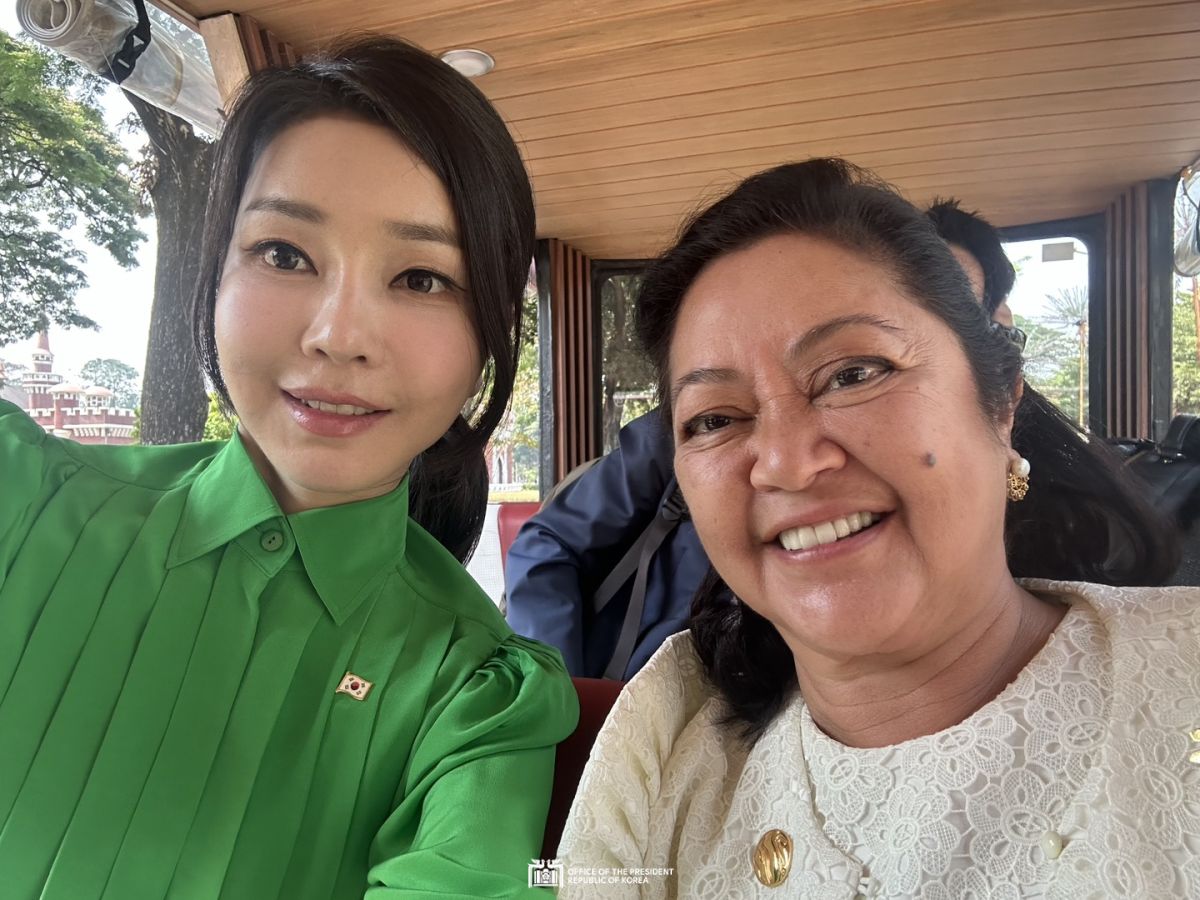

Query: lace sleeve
left=558, top=634, right=709, bottom=899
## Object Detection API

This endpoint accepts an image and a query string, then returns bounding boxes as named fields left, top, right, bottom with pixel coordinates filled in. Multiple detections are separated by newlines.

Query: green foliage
left=1016, top=286, right=1089, bottom=426
left=0, top=31, right=144, bottom=344
left=1173, top=279, right=1200, bottom=416
left=0, top=358, right=27, bottom=388
left=203, top=393, right=235, bottom=441
left=79, top=357, right=139, bottom=408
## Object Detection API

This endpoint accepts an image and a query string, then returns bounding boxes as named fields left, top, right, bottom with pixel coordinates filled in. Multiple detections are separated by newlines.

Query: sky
left=0, top=7, right=1085, bottom=394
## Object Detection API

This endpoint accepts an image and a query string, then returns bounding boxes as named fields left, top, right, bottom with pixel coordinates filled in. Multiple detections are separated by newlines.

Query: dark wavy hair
left=925, top=197, right=1016, bottom=316
left=636, top=158, right=1180, bottom=739
left=191, top=36, right=535, bottom=562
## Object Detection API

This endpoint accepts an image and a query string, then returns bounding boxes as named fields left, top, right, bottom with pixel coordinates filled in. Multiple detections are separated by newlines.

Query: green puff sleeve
left=0, top=401, right=56, bottom=580
left=366, top=634, right=579, bottom=899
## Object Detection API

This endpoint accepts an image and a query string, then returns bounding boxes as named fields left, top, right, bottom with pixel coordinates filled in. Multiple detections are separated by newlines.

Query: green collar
left=167, top=432, right=410, bottom=624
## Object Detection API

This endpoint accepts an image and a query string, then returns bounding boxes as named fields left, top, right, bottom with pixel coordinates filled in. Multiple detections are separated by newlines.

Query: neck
left=796, top=583, right=1066, bottom=748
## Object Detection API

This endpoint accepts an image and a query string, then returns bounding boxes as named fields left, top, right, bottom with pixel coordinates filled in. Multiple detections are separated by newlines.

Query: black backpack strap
left=598, top=482, right=688, bottom=680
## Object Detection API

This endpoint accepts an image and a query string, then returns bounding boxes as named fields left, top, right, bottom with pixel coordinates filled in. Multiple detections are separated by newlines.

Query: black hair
left=925, top=198, right=1016, bottom=316
left=191, top=36, right=535, bottom=562
left=636, top=158, right=1180, bottom=739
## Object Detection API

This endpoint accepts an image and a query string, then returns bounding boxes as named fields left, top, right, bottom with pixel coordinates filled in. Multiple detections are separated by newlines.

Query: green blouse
left=0, top=400, right=577, bottom=899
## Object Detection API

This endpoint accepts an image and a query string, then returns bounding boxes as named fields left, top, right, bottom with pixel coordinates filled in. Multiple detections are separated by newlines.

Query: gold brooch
left=336, top=672, right=373, bottom=701
left=1189, top=728, right=1200, bottom=765
left=752, top=829, right=793, bottom=888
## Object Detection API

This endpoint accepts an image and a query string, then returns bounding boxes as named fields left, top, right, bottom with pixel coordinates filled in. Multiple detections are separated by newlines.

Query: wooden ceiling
left=177, top=0, right=1200, bottom=260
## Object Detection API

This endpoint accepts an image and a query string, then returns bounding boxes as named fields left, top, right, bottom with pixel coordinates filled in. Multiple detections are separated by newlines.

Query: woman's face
left=215, top=113, right=481, bottom=513
left=670, top=233, right=1017, bottom=664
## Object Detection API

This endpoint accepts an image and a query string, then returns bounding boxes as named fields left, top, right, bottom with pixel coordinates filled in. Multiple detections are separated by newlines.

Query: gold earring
left=1007, top=456, right=1030, bottom=501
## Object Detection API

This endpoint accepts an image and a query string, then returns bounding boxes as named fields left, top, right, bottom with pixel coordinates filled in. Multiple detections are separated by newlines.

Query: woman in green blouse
left=0, top=36, right=577, bottom=899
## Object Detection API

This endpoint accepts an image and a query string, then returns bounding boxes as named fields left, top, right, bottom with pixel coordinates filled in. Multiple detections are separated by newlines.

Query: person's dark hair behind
left=635, top=158, right=1180, bottom=739
left=926, top=197, right=1016, bottom=316
left=191, top=36, right=536, bottom=562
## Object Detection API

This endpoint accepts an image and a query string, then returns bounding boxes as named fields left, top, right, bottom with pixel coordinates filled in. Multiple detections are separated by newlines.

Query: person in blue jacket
left=504, top=410, right=708, bottom=679
left=506, top=199, right=1019, bottom=680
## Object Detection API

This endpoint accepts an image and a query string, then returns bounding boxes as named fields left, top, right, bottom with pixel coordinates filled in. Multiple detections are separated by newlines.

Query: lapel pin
left=336, top=672, right=373, bottom=701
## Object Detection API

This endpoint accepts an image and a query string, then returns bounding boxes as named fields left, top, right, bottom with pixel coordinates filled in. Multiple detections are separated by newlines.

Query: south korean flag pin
left=336, top=671, right=373, bottom=701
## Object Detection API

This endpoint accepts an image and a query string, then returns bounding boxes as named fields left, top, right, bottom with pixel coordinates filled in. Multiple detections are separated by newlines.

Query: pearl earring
left=1007, top=456, right=1031, bottom=501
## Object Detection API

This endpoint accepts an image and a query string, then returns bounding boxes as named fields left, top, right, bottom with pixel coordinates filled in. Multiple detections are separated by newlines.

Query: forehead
left=241, top=113, right=454, bottom=222
left=673, top=233, right=919, bottom=358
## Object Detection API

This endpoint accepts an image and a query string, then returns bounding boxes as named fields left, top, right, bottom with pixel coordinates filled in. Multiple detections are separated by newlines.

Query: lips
left=296, top=398, right=378, bottom=416
left=284, top=388, right=387, bottom=417
left=777, top=511, right=882, bottom=551
left=282, top=389, right=389, bottom=438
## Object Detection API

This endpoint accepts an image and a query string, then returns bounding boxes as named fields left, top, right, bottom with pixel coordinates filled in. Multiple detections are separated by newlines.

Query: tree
left=79, top=357, right=139, bottom=408
left=0, top=358, right=28, bottom=389
left=0, top=31, right=143, bottom=344
left=1020, top=286, right=1089, bottom=426
left=4, top=23, right=217, bottom=443
left=1173, top=280, right=1200, bottom=416
left=202, top=392, right=235, bottom=441
left=599, top=274, right=655, bottom=452
left=505, top=285, right=542, bottom=486
left=122, top=90, right=213, bottom=444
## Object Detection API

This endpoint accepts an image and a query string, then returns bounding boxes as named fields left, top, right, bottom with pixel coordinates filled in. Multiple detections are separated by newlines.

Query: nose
left=299, top=273, right=376, bottom=366
left=749, top=401, right=846, bottom=492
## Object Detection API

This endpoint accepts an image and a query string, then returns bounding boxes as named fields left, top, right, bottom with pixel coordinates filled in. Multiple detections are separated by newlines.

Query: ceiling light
left=440, top=48, right=495, bottom=78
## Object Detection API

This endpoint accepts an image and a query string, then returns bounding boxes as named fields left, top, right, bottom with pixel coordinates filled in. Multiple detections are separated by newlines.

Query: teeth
left=778, top=511, right=879, bottom=551
left=301, top=399, right=374, bottom=416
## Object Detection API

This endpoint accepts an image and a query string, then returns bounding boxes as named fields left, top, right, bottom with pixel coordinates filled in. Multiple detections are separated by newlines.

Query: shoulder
left=0, top=398, right=221, bottom=491
left=1025, top=578, right=1200, bottom=637
left=0, top=399, right=47, bottom=447
left=598, top=631, right=723, bottom=764
left=400, top=519, right=511, bottom=639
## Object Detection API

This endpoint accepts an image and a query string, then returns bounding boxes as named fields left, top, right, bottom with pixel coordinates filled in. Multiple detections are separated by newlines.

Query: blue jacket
left=504, top=411, right=710, bottom=679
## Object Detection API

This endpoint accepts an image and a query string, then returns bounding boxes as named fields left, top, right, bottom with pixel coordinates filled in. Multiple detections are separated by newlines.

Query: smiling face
left=669, top=233, right=1018, bottom=665
left=214, top=114, right=482, bottom=513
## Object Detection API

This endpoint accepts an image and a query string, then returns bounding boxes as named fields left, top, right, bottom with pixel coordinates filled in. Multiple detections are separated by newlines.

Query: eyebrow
left=670, top=366, right=740, bottom=405
left=670, top=313, right=903, bottom=405
left=243, top=195, right=460, bottom=247
left=785, top=313, right=904, bottom=363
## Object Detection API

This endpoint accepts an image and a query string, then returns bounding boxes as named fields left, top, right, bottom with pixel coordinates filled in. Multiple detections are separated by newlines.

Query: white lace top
left=559, top=582, right=1200, bottom=899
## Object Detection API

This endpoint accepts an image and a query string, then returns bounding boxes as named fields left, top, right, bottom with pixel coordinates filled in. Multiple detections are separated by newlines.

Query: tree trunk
left=124, top=92, right=213, bottom=444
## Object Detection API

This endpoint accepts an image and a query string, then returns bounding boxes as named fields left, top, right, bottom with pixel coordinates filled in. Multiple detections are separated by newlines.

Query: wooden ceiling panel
left=178, top=0, right=1200, bottom=259
left=522, top=65, right=1199, bottom=180
left=494, top=2, right=1195, bottom=123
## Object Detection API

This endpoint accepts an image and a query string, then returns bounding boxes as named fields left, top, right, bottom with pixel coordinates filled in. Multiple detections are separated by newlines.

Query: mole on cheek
left=924, top=451, right=937, bottom=468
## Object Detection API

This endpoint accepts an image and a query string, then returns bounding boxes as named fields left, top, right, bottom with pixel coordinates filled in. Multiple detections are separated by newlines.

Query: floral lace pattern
left=559, top=582, right=1200, bottom=899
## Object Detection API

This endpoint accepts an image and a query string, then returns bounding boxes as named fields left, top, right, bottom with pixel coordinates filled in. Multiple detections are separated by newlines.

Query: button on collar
left=260, top=529, right=285, bottom=552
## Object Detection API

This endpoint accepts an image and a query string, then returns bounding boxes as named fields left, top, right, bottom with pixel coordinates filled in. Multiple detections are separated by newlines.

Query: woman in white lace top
left=558, top=159, right=1198, bottom=899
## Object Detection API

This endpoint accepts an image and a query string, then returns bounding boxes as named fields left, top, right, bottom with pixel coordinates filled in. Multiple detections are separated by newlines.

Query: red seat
left=542, top=677, right=625, bottom=858
left=497, top=501, right=540, bottom=571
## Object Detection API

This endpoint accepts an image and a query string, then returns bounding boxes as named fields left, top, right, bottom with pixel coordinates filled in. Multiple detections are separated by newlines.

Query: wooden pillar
left=536, top=238, right=598, bottom=487
left=198, top=12, right=299, bottom=108
left=1103, top=178, right=1176, bottom=440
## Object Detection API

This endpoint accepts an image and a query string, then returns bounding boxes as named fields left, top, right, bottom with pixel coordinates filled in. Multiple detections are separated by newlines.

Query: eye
left=397, top=269, right=454, bottom=294
left=682, top=413, right=734, bottom=437
left=822, top=359, right=893, bottom=393
left=256, top=241, right=311, bottom=272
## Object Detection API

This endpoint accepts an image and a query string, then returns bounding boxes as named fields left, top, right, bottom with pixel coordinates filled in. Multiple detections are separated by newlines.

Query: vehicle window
left=1003, top=238, right=1091, bottom=428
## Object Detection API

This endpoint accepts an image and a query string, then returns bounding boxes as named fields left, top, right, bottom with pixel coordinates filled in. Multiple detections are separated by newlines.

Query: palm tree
left=1038, top=286, right=1089, bottom=426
